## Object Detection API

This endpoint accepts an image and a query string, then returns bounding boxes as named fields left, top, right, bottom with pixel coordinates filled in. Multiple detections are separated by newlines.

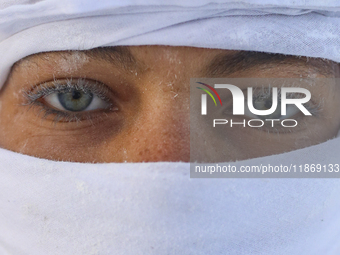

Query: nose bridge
left=139, top=92, right=190, bottom=162
left=126, top=47, right=192, bottom=162
left=129, top=73, right=190, bottom=161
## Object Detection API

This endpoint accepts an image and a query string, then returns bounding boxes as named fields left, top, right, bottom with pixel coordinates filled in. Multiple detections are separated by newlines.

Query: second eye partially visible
left=243, top=87, right=320, bottom=121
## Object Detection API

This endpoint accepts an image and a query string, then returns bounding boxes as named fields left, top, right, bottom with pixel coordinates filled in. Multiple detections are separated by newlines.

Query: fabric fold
left=1, top=0, right=340, bottom=254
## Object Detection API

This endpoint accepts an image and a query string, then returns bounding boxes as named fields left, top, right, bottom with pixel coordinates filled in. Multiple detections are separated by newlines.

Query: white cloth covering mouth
left=1, top=1, right=340, bottom=254
left=1, top=139, right=340, bottom=255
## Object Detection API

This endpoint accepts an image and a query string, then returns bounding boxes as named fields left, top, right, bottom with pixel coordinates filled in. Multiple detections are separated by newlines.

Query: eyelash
left=23, top=78, right=116, bottom=123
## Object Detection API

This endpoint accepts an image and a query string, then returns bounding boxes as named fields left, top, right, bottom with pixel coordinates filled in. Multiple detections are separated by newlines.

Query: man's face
left=0, top=46, right=339, bottom=162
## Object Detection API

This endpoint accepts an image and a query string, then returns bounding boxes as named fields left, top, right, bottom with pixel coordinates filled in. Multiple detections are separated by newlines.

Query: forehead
left=11, top=46, right=340, bottom=78
left=13, top=46, right=229, bottom=69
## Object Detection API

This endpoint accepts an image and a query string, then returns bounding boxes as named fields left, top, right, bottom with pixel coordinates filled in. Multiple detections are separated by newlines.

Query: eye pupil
left=58, top=89, right=93, bottom=112
left=72, top=90, right=82, bottom=100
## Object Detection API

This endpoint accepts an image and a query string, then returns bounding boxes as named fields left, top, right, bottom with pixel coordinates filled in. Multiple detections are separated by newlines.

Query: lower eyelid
left=27, top=101, right=118, bottom=124
left=220, top=103, right=317, bottom=134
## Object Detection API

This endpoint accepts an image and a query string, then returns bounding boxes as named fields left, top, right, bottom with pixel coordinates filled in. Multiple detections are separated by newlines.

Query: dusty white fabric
left=0, top=0, right=340, bottom=254
left=1, top=0, right=340, bottom=86
left=1, top=142, right=340, bottom=255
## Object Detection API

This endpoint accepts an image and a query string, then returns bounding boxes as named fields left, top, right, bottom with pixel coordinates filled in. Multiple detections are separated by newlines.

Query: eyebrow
left=83, top=46, right=142, bottom=72
left=13, top=46, right=143, bottom=74
left=204, top=51, right=337, bottom=77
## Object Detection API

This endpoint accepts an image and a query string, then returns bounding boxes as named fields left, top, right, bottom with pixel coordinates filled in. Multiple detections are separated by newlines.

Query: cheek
left=99, top=89, right=191, bottom=162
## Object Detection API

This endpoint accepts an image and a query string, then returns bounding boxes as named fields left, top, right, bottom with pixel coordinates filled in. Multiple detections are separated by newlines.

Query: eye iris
left=58, top=90, right=93, bottom=112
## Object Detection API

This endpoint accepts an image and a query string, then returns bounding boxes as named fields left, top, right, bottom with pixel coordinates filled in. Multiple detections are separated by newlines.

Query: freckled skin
left=0, top=46, right=340, bottom=163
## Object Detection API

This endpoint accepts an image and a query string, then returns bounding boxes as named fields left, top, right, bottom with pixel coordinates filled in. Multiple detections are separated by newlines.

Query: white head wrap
left=0, top=1, right=340, bottom=254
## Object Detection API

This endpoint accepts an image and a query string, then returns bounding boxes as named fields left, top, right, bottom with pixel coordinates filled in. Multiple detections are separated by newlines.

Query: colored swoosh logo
left=196, top=82, right=223, bottom=106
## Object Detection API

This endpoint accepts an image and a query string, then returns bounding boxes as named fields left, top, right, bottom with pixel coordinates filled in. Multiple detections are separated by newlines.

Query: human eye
left=243, top=87, right=319, bottom=121
left=192, top=76, right=340, bottom=162
left=210, top=78, right=327, bottom=137
left=24, top=78, right=118, bottom=123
